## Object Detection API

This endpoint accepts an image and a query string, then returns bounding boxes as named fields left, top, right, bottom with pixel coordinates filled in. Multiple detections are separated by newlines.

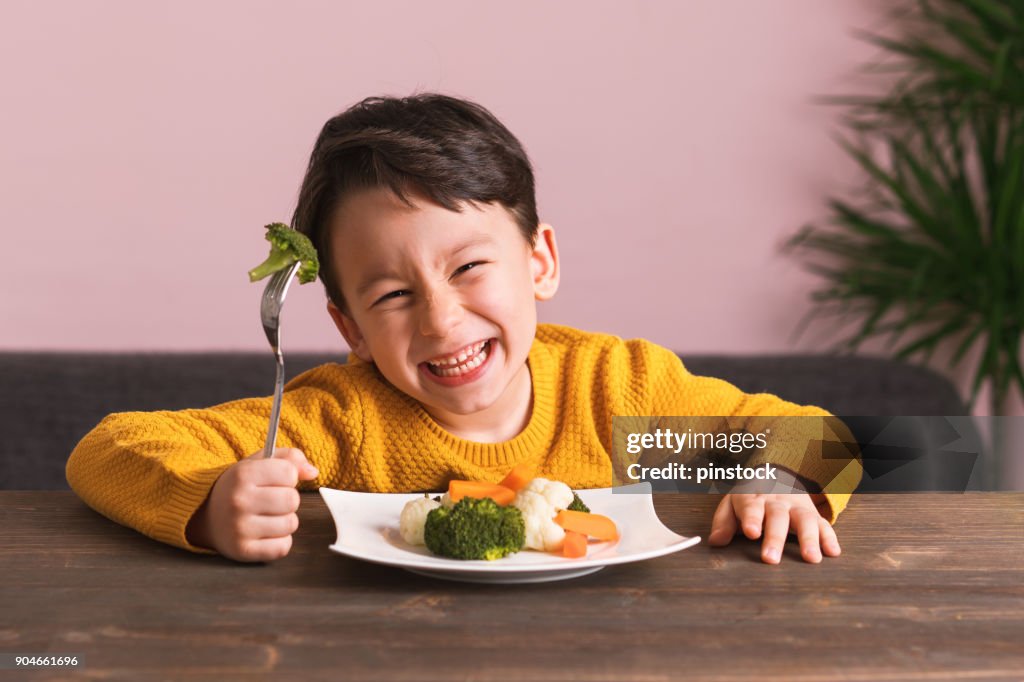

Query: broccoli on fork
left=424, top=497, right=526, bottom=561
left=248, top=222, right=320, bottom=284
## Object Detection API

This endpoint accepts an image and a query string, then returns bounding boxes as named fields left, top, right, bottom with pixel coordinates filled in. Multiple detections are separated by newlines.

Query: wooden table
left=1, top=492, right=1022, bottom=681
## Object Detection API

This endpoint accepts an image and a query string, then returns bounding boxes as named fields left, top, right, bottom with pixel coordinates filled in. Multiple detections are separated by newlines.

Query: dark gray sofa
left=0, top=352, right=968, bottom=491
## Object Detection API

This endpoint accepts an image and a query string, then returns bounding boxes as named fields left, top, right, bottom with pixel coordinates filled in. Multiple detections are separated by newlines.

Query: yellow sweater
left=66, top=323, right=862, bottom=554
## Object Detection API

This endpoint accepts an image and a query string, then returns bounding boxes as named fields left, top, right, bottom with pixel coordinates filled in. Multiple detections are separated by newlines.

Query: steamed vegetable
left=399, top=494, right=441, bottom=545
left=447, top=480, right=516, bottom=506
left=553, top=509, right=619, bottom=541
left=562, top=530, right=588, bottom=558
left=498, top=463, right=535, bottom=492
left=247, top=222, right=320, bottom=284
left=512, top=478, right=574, bottom=551
left=423, top=497, right=525, bottom=561
left=567, top=492, right=590, bottom=513
left=398, top=464, right=610, bottom=561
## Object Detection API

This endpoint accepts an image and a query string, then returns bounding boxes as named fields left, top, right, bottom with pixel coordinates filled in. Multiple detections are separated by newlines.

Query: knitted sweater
left=66, top=323, right=862, bottom=554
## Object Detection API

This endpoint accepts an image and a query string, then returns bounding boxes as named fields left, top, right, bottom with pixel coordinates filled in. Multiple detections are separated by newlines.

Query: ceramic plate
left=318, top=482, right=700, bottom=583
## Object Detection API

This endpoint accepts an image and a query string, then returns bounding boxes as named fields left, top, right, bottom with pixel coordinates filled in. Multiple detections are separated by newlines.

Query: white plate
left=318, top=482, right=700, bottom=584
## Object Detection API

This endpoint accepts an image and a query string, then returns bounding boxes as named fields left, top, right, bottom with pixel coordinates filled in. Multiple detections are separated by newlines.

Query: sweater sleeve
left=639, top=342, right=862, bottom=523
left=65, top=365, right=363, bottom=553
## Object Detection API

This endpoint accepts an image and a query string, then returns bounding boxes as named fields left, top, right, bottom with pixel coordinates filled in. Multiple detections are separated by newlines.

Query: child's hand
left=706, top=469, right=841, bottom=565
left=185, top=448, right=319, bottom=563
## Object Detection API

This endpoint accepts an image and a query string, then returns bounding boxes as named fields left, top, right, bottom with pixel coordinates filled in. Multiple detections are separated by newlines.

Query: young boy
left=67, top=93, right=861, bottom=565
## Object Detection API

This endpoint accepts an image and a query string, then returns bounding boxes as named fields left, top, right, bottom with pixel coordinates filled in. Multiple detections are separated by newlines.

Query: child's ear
left=327, top=301, right=373, bottom=362
left=531, top=223, right=560, bottom=301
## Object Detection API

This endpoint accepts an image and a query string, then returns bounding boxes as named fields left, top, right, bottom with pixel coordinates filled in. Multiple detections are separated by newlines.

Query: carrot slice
left=498, top=462, right=535, bottom=492
left=448, top=480, right=516, bottom=506
left=562, top=530, right=588, bottom=558
left=554, top=509, right=619, bottom=541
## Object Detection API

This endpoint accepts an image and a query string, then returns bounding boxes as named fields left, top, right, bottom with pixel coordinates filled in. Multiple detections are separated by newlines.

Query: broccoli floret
left=248, top=222, right=320, bottom=284
left=423, top=497, right=525, bottom=561
left=567, top=492, right=590, bottom=513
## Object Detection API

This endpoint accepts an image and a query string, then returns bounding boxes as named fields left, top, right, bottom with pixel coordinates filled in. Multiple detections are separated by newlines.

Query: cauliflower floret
left=439, top=492, right=455, bottom=509
left=520, top=477, right=574, bottom=510
left=512, top=477, right=574, bottom=551
left=399, top=495, right=442, bottom=546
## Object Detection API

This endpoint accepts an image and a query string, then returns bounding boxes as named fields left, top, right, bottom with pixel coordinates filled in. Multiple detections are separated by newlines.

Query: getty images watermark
left=609, top=415, right=1018, bottom=494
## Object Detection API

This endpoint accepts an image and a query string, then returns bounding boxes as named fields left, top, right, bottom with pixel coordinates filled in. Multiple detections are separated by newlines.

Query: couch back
left=0, top=352, right=967, bottom=490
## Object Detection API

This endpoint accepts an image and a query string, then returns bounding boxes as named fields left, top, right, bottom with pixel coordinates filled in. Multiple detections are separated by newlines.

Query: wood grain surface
left=1, top=491, right=1022, bottom=681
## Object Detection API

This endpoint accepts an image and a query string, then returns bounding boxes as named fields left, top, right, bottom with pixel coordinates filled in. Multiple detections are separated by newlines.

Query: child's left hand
left=706, top=468, right=842, bottom=564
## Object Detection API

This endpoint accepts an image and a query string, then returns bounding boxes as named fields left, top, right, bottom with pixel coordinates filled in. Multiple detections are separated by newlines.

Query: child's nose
left=419, top=291, right=464, bottom=337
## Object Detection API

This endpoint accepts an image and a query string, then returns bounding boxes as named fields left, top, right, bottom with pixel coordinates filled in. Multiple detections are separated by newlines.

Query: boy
left=67, top=93, right=861, bottom=565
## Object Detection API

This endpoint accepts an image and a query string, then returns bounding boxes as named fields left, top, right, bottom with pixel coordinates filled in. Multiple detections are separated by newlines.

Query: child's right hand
left=185, top=448, right=319, bottom=562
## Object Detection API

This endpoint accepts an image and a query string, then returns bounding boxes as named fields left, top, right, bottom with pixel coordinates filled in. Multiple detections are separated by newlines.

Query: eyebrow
left=354, top=235, right=495, bottom=296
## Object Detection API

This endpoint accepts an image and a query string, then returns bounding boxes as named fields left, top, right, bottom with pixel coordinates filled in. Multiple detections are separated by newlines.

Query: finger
left=250, top=512, right=300, bottom=540
left=819, top=517, right=841, bottom=557
left=761, top=501, right=790, bottom=564
left=236, top=534, right=293, bottom=563
left=708, top=495, right=738, bottom=546
left=792, top=507, right=822, bottom=563
left=250, top=486, right=301, bottom=515
left=735, top=494, right=765, bottom=539
left=274, top=448, right=320, bottom=481
left=240, top=457, right=301, bottom=488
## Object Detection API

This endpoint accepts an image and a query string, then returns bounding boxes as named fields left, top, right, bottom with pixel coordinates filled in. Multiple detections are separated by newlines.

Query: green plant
left=787, top=0, right=1024, bottom=415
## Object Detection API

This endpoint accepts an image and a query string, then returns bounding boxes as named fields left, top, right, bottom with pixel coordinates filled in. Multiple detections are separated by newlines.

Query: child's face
left=326, top=186, right=559, bottom=431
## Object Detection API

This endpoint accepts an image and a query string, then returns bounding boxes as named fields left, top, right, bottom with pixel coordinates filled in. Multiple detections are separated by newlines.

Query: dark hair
left=291, top=92, right=540, bottom=313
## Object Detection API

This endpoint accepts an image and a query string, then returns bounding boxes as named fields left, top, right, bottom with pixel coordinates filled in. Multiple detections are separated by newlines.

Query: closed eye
left=375, top=290, right=410, bottom=305
left=453, top=261, right=488, bottom=277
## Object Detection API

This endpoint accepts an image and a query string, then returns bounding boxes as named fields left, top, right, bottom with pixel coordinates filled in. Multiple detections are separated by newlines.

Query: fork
left=260, top=261, right=302, bottom=459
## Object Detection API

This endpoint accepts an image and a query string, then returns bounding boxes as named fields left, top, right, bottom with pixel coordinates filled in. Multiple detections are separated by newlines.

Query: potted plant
left=787, top=0, right=1024, bottom=423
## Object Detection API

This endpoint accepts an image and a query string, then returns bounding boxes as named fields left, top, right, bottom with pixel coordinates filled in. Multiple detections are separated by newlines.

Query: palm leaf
left=791, top=0, right=1024, bottom=414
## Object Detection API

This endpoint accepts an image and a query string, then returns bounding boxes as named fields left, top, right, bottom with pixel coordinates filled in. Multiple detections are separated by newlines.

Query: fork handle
left=263, top=352, right=286, bottom=458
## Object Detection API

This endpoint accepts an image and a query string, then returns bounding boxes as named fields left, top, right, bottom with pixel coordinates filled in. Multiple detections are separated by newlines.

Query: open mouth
left=423, top=339, right=493, bottom=377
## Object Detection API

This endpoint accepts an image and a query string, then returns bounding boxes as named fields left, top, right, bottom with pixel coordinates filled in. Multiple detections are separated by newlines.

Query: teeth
left=431, top=344, right=489, bottom=377
left=427, top=340, right=487, bottom=367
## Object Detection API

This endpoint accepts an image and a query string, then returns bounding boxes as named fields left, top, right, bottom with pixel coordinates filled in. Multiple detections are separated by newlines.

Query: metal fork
left=260, top=261, right=302, bottom=458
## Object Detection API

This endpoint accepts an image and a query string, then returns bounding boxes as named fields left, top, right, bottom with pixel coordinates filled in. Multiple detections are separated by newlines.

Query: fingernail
left=807, top=548, right=821, bottom=562
left=765, top=548, right=780, bottom=562
left=307, top=465, right=319, bottom=476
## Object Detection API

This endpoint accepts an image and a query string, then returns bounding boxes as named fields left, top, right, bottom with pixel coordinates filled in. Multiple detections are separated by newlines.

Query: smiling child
left=67, top=93, right=862, bottom=565
left=324, top=185, right=551, bottom=444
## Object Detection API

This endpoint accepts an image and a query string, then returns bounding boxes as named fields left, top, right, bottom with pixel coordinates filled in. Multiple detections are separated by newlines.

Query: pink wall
left=3, top=1, right=1017, bottom=413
